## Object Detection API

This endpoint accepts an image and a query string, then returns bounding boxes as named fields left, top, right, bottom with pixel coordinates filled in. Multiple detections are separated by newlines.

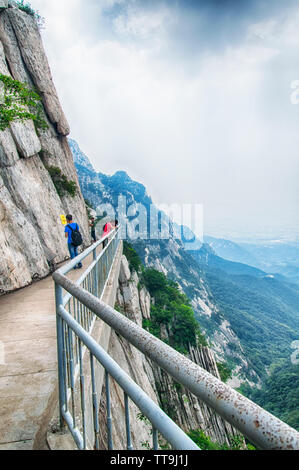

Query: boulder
left=0, top=127, right=19, bottom=167
left=118, top=255, right=131, bottom=284
left=9, top=119, right=41, bottom=158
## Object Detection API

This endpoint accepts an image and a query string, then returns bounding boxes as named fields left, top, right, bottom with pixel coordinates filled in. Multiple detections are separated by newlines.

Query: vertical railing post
left=90, top=354, right=100, bottom=450
left=124, top=393, right=133, bottom=450
left=105, top=371, right=113, bottom=450
left=55, top=282, right=66, bottom=428
left=153, top=427, right=159, bottom=450
left=78, top=339, right=87, bottom=449
left=93, top=247, right=99, bottom=298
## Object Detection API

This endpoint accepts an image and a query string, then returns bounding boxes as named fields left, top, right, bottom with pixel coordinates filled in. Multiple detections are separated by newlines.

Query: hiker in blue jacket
left=64, top=214, right=83, bottom=269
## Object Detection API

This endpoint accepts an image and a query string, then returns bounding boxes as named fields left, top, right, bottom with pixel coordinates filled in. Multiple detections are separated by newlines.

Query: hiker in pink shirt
left=102, top=220, right=114, bottom=249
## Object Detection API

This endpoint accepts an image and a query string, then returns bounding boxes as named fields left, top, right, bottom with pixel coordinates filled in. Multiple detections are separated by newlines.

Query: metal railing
left=60, top=228, right=120, bottom=330
left=54, top=228, right=199, bottom=450
left=53, top=231, right=299, bottom=451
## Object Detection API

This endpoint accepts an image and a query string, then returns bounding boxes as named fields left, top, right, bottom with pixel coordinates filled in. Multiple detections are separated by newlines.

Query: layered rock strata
left=0, top=6, right=89, bottom=294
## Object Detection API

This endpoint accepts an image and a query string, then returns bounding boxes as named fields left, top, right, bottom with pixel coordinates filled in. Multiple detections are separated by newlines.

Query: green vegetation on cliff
left=0, top=74, right=47, bottom=131
left=123, top=241, right=143, bottom=274
left=46, top=165, right=77, bottom=198
left=187, top=429, right=255, bottom=450
left=201, top=266, right=299, bottom=382
left=216, top=361, right=232, bottom=383
left=240, top=361, right=299, bottom=431
left=16, top=1, right=45, bottom=28
left=124, top=241, right=207, bottom=354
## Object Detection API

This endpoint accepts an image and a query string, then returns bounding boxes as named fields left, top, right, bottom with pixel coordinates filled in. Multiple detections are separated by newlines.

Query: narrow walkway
left=0, top=255, right=92, bottom=450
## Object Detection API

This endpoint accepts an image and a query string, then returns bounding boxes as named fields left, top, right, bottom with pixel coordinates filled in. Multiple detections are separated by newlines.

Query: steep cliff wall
left=98, top=255, right=241, bottom=449
left=0, top=5, right=89, bottom=294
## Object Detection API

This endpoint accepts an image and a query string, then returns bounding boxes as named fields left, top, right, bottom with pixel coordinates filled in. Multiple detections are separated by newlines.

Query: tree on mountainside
left=0, top=74, right=47, bottom=131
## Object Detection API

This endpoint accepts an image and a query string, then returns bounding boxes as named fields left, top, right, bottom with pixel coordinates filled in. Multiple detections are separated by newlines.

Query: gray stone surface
left=6, top=8, right=70, bottom=135
left=0, top=172, right=50, bottom=293
left=0, top=1, right=8, bottom=10
left=0, top=39, right=9, bottom=74
left=0, top=127, right=19, bottom=167
left=118, top=255, right=131, bottom=284
left=9, top=119, right=41, bottom=158
left=139, top=286, right=151, bottom=320
left=0, top=11, right=32, bottom=84
left=0, top=8, right=89, bottom=294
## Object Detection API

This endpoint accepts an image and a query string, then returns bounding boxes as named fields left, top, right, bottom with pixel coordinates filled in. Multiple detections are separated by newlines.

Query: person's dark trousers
left=91, top=230, right=96, bottom=242
left=102, top=238, right=108, bottom=250
left=68, top=243, right=83, bottom=269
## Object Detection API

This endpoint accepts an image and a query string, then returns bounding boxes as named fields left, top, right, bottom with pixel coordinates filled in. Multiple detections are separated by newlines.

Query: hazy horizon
left=33, top=0, right=299, bottom=241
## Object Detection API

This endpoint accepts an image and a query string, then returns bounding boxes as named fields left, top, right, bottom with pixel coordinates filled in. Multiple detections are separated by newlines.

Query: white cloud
left=32, top=0, right=299, bottom=239
left=112, top=6, right=170, bottom=38
left=248, top=12, right=299, bottom=47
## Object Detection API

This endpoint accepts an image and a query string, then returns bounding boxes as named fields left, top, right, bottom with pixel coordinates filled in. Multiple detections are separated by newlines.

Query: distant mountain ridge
left=69, top=138, right=152, bottom=211
left=68, top=138, right=94, bottom=172
left=191, top=243, right=267, bottom=278
left=204, top=235, right=260, bottom=267
left=204, top=235, right=299, bottom=285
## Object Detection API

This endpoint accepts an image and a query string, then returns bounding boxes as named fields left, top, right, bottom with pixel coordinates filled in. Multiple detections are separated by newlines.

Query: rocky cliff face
left=0, top=5, right=89, bottom=294
left=98, top=255, right=241, bottom=449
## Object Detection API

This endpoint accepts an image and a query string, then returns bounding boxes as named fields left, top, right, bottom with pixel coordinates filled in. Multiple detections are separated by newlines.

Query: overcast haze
left=33, top=0, right=299, bottom=240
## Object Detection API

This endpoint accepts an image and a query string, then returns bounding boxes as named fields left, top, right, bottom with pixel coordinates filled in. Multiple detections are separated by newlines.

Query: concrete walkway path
left=0, top=255, right=92, bottom=450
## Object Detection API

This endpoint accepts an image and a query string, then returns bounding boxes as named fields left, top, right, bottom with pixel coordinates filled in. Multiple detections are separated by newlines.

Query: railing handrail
left=53, top=269, right=299, bottom=451
left=58, top=304, right=199, bottom=450
left=61, top=228, right=119, bottom=308
left=54, top=233, right=200, bottom=450
left=58, top=227, right=119, bottom=276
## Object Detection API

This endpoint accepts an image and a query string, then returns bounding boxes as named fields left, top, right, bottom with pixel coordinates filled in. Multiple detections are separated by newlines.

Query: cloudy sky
left=33, top=0, right=299, bottom=240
